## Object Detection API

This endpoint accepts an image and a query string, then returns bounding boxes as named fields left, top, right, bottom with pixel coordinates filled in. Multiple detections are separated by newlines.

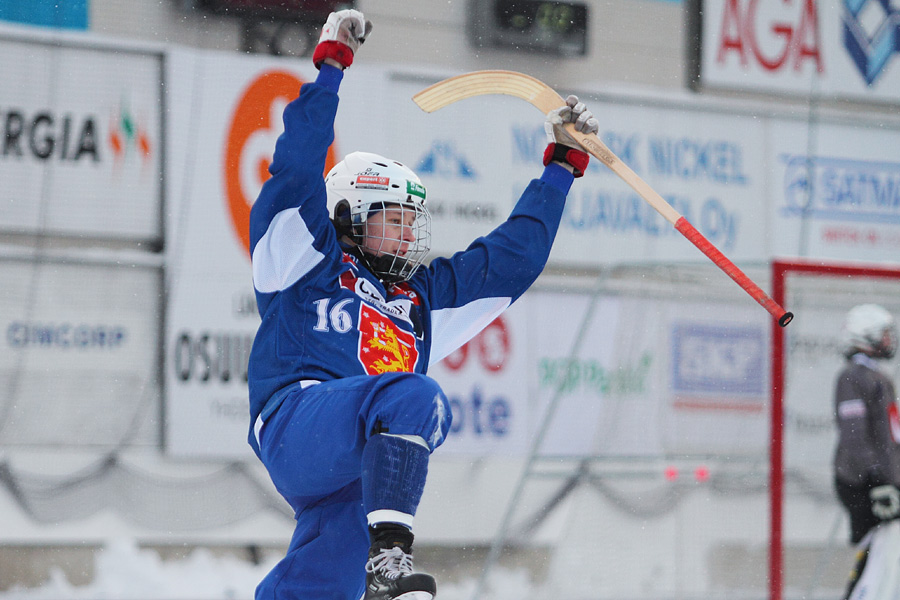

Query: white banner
left=700, top=0, right=900, bottom=102
left=386, top=74, right=767, bottom=266
left=770, top=118, right=900, bottom=260
left=163, top=51, right=383, bottom=458
left=164, top=50, right=313, bottom=459
left=0, top=31, right=163, bottom=241
left=427, top=304, right=530, bottom=456
left=428, top=291, right=769, bottom=458
left=0, top=260, right=161, bottom=447
left=161, top=48, right=900, bottom=458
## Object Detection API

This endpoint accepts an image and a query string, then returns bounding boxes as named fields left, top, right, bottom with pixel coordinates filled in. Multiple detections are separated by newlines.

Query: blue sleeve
left=248, top=67, right=343, bottom=255
left=418, top=163, right=573, bottom=364
left=249, top=67, right=346, bottom=318
left=316, top=63, right=343, bottom=93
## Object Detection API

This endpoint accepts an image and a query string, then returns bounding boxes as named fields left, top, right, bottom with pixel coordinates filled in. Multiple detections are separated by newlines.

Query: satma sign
left=699, top=0, right=900, bottom=103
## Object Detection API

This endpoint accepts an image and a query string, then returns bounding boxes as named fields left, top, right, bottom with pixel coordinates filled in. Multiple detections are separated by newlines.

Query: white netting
left=473, top=263, right=776, bottom=600
left=472, top=262, right=900, bottom=600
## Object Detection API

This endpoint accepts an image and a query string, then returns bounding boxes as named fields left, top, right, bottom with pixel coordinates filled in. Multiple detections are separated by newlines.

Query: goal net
left=769, top=260, right=900, bottom=600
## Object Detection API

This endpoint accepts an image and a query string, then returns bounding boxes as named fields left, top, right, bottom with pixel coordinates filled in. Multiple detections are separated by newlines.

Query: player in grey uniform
left=833, top=304, right=900, bottom=600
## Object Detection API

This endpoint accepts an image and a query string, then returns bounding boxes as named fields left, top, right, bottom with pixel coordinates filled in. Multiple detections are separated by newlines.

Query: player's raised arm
left=266, top=9, right=372, bottom=192
left=422, top=96, right=599, bottom=365
left=249, top=10, right=372, bottom=258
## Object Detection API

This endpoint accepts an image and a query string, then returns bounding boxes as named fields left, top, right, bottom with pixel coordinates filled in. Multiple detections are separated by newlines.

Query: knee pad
left=367, top=373, right=452, bottom=451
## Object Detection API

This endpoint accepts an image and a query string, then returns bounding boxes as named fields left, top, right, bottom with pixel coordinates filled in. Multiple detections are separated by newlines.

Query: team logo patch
left=340, top=267, right=415, bottom=323
left=358, top=304, right=418, bottom=374
left=356, top=175, right=389, bottom=190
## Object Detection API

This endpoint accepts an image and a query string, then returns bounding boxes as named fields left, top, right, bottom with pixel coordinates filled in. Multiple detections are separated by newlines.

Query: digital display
left=494, top=0, right=587, bottom=38
left=469, top=0, right=589, bottom=56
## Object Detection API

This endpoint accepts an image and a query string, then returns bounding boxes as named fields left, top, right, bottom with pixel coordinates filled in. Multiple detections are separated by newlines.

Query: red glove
left=543, top=143, right=589, bottom=178
left=313, top=10, right=373, bottom=70
left=543, top=95, right=598, bottom=177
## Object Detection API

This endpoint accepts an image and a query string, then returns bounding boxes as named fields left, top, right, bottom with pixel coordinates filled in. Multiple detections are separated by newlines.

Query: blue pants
left=255, top=372, right=452, bottom=600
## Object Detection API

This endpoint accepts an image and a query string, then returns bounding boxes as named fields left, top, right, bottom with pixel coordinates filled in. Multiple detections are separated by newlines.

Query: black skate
left=364, top=542, right=436, bottom=600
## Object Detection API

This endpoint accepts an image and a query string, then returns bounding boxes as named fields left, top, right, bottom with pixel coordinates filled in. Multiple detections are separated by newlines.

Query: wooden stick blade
left=412, top=70, right=565, bottom=114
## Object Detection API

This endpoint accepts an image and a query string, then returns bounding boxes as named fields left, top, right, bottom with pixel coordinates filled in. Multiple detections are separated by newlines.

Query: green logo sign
left=406, top=180, right=426, bottom=200
left=538, top=353, right=653, bottom=396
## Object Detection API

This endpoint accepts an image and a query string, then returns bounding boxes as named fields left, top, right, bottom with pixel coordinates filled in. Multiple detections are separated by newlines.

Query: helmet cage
left=349, top=199, right=431, bottom=284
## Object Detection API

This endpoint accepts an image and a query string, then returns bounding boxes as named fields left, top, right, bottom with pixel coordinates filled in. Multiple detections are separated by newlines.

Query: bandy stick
left=413, top=70, right=793, bottom=327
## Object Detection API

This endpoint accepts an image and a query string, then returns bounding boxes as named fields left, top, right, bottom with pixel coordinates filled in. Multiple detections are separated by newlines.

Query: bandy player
left=247, top=9, right=598, bottom=600
left=834, top=304, right=900, bottom=600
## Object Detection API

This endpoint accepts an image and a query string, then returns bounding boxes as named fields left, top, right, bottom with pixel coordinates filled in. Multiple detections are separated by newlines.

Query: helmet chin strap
left=344, top=243, right=406, bottom=285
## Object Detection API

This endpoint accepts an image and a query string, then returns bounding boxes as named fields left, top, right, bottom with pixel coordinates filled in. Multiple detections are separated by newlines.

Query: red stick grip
left=675, top=218, right=793, bottom=327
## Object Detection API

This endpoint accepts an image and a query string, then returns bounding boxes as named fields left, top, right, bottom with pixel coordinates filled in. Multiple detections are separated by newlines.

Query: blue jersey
left=247, top=66, right=574, bottom=456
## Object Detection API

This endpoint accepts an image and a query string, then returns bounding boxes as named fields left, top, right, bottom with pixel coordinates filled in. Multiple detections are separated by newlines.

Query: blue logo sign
left=7, top=321, right=127, bottom=350
left=781, top=154, right=900, bottom=224
left=671, top=323, right=764, bottom=395
left=416, top=141, right=477, bottom=179
left=843, top=0, right=900, bottom=85
left=447, top=386, right=511, bottom=438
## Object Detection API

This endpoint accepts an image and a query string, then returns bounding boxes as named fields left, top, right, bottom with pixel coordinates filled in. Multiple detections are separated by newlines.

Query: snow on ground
left=0, top=540, right=532, bottom=600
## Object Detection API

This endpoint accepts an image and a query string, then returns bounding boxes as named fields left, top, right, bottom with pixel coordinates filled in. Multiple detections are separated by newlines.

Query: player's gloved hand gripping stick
left=413, top=70, right=793, bottom=327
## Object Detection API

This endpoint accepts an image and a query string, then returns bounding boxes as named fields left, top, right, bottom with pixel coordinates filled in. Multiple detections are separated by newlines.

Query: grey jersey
left=833, top=353, right=900, bottom=488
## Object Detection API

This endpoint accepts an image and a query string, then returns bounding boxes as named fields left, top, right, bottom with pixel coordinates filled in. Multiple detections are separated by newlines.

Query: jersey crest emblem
left=358, top=304, right=418, bottom=374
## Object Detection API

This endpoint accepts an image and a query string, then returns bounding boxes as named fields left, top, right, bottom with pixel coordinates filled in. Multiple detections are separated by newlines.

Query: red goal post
left=769, top=258, right=900, bottom=600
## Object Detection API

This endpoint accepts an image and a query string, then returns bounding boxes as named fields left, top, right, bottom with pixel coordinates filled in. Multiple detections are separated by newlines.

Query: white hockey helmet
left=325, top=151, right=431, bottom=283
left=842, top=303, right=897, bottom=359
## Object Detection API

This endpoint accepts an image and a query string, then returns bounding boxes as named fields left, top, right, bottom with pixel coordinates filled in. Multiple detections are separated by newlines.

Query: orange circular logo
left=224, top=70, right=338, bottom=256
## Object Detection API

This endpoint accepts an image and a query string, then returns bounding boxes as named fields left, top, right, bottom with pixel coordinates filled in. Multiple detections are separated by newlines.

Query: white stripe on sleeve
left=429, top=296, right=511, bottom=366
left=837, top=398, right=866, bottom=419
left=252, top=208, right=325, bottom=293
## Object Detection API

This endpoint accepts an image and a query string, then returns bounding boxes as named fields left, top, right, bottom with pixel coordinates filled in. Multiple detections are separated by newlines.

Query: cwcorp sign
left=699, top=0, right=900, bottom=103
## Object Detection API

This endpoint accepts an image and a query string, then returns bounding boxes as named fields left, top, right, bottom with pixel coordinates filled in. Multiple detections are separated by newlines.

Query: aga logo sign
left=714, top=0, right=823, bottom=75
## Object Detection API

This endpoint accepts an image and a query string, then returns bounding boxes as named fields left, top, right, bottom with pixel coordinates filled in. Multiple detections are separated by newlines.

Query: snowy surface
left=0, top=540, right=531, bottom=600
